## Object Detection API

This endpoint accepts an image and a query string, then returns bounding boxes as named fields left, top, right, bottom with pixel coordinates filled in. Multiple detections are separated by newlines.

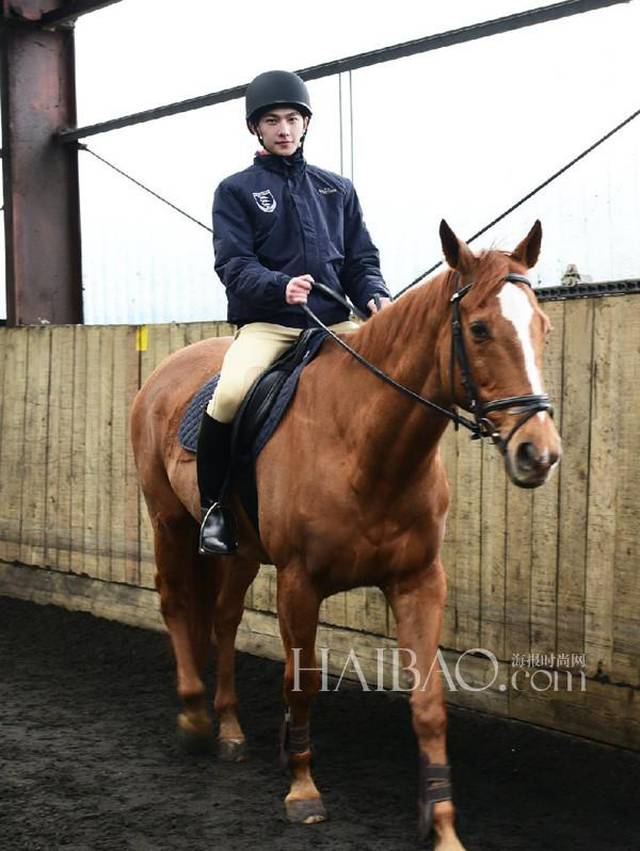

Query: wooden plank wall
left=0, top=297, right=638, bottom=749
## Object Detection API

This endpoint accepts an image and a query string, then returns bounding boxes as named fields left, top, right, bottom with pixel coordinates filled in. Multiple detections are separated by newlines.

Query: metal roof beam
left=1, top=0, right=121, bottom=27
left=58, top=0, right=632, bottom=143
left=39, top=0, right=122, bottom=28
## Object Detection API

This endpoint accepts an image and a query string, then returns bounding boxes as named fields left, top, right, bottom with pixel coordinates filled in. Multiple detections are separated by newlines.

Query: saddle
left=178, top=328, right=329, bottom=534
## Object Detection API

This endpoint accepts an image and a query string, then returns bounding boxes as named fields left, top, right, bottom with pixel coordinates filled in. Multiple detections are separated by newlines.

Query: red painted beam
left=1, top=16, right=83, bottom=325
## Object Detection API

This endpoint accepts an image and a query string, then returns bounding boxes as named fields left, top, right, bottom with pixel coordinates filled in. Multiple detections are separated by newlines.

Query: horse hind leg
left=211, top=554, right=259, bottom=762
left=152, top=506, right=217, bottom=753
left=153, top=495, right=259, bottom=761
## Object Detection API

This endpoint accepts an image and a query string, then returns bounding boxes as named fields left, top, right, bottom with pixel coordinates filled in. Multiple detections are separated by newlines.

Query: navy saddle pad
left=178, top=327, right=329, bottom=536
left=178, top=327, right=328, bottom=457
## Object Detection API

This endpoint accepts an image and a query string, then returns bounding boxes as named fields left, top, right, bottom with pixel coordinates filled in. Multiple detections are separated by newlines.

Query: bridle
left=448, top=272, right=552, bottom=454
left=302, top=272, right=552, bottom=453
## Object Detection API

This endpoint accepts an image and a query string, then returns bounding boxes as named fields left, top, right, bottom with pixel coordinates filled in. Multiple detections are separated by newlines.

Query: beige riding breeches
left=206, top=319, right=360, bottom=423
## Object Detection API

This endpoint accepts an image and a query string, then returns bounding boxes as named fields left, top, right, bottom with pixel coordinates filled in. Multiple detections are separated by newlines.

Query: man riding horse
left=197, top=69, right=391, bottom=556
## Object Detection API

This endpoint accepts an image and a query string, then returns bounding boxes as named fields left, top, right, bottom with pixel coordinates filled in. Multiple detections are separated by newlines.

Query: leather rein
left=302, top=274, right=552, bottom=453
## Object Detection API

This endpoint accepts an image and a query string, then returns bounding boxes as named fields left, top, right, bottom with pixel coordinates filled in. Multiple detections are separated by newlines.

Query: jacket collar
left=254, top=146, right=306, bottom=175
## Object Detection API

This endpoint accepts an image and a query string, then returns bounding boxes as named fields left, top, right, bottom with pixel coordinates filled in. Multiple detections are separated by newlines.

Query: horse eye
left=470, top=321, right=491, bottom=341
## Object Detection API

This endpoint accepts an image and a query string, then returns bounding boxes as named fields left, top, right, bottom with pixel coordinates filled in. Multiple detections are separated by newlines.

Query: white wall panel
left=349, top=4, right=640, bottom=291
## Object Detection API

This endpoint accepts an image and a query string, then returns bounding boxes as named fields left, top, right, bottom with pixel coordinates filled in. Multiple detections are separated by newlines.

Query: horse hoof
left=285, top=797, right=327, bottom=824
left=217, top=737, right=248, bottom=762
left=176, top=724, right=214, bottom=756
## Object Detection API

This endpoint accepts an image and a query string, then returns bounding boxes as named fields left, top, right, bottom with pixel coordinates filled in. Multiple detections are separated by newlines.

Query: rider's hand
left=286, top=274, right=314, bottom=305
left=367, top=296, right=391, bottom=315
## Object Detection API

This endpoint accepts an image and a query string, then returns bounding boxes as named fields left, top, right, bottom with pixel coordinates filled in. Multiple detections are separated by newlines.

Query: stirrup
left=198, top=502, right=238, bottom=556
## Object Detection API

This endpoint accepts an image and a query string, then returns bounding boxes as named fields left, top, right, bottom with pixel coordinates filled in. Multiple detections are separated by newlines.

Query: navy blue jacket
left=212, top=148, right=389, bottom=328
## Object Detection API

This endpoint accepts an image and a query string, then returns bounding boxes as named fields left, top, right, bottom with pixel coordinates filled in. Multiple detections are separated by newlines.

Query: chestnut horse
left=130, top=221, right=561, bottom=849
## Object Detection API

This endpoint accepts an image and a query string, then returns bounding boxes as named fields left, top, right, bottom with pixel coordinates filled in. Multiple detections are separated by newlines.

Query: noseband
left=449, top=272, right=552, bottom=453
left=301, top=272, right=552, bottom=450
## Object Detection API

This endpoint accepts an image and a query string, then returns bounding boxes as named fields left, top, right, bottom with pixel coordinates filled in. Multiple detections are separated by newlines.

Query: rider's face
left=254, top=108, right=309, bottom=156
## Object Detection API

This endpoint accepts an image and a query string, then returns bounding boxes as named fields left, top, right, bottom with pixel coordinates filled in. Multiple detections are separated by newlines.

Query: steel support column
left=1, top=4, right=83, bottom=325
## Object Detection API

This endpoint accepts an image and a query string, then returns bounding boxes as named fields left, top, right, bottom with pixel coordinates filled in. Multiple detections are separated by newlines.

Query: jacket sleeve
left=212, top=180, right=289, bottom=308
left=341, top=181, right=390, bottom=313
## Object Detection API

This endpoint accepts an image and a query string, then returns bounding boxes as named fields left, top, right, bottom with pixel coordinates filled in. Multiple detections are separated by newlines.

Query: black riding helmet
left=245, top=70, right=312, bottom=138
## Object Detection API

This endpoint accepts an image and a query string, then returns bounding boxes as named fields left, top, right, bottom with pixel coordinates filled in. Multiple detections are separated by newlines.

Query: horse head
left=438, top=219, right=561, bottom=488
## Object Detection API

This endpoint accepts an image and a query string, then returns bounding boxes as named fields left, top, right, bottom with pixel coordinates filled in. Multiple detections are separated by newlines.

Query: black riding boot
left=196, top=413, right=238, bottom=556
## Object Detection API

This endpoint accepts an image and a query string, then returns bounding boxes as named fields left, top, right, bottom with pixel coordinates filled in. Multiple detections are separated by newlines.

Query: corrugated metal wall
left=2, top=5, right=638, bottom=322
left=70, top=3, right=640, bottom=324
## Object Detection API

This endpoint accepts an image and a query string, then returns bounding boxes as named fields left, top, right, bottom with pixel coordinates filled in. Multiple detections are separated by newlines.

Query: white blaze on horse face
left=497, top=283, right=546, bottom=420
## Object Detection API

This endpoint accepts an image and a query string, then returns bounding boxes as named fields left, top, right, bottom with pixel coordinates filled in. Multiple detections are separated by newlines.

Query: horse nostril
left=516, top=442, right=538, bottom=471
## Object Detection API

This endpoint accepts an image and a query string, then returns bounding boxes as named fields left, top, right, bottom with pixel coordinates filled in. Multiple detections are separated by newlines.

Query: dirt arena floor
left=1, top=595, right=638, bottom=851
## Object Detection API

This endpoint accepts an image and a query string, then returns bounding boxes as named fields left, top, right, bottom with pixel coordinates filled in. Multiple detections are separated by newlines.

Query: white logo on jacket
left=252, top=190, right=277, bottom=213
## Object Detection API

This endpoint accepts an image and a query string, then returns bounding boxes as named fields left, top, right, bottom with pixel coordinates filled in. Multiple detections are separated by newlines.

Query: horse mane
left=353, top=249, right=516, bottom=357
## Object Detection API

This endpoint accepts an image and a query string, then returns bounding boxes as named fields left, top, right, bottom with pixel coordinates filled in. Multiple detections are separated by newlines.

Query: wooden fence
left=0, top=295, right=638, bottom=749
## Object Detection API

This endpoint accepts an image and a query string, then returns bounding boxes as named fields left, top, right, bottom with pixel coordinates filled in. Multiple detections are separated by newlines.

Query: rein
left=302, top=273, right=552, bottom=452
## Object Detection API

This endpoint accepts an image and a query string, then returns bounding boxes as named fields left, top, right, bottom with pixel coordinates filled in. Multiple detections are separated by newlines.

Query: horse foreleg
left=276, top=568, right=326, bottom=824
left=385, top=562, right=466, bottom=851
left=153, top=511, right=213, bottom=751
left=211, top=555, right=259, bottom=762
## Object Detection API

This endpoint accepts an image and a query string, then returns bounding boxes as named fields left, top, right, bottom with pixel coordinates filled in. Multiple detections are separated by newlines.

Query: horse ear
left=512, top=220, right=542, bottom=268
left=439, top=219, right=475, bottom=275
